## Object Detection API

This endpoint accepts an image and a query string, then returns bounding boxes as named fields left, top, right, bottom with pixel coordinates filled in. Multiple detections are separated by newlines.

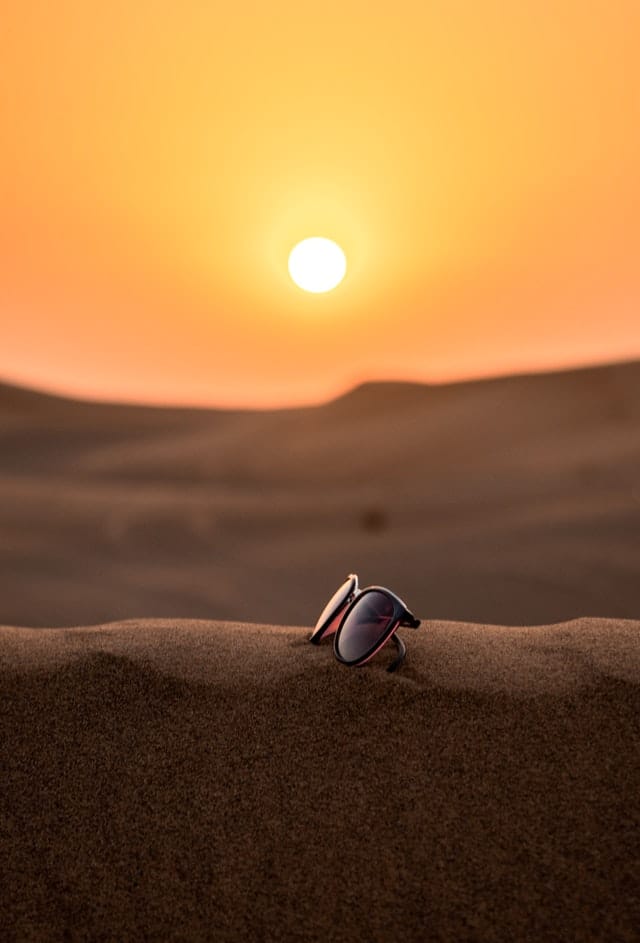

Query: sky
left=1, top=1, right=639, bottom=407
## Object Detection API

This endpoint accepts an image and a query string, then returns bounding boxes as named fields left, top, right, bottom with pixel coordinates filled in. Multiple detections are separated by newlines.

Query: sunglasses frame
left=310, top=575, right=420, bottom=672
left=334, top=586, right=420, bottom=672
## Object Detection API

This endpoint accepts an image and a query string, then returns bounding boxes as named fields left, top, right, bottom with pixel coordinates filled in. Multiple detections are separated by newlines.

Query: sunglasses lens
left=310, top=576, right=355, bottom=641
left=336, top=591, right=396, bottom=663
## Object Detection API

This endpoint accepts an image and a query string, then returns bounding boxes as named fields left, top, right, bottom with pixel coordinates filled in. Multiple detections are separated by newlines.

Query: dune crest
left=2, top=616, right=639, bottom=694
left=1, top=360, right=640, bottom=629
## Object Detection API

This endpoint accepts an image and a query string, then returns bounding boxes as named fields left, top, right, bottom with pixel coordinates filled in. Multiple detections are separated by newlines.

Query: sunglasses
left=310, top=574, right=421, bottom=672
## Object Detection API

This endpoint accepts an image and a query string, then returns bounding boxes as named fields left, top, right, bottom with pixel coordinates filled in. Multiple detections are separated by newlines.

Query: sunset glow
left=1, top=1, right=639, bottom=406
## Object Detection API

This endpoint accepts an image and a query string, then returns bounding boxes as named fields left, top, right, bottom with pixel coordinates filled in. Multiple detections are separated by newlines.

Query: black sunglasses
left=310, top=574, right=421, bottom=672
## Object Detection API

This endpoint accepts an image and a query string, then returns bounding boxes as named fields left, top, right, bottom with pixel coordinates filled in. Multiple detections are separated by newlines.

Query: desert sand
left=1, top=360, right=639, bottom=630
left=1, top=617, right=639, bottom=941
left=1, top=362, right=639, bottom=938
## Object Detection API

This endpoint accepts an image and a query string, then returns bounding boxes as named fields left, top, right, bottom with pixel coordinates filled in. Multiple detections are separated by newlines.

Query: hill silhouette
left=1, top=360, right=639, bottom=627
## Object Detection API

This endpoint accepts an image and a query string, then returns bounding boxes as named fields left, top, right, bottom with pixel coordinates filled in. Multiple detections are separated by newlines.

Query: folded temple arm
left=387, top=633, right=407, bottom=673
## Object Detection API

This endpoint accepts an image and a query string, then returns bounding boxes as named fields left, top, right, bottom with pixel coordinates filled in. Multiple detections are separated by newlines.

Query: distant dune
left=0, top=360, right=639, bottom=627
left=2, top=616, right=638, bottom=940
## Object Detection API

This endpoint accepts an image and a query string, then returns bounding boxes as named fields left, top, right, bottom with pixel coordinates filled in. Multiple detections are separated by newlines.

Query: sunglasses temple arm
left=386, top=633, right=407, bottom=673
left=400, top=614, right=421, bottom=629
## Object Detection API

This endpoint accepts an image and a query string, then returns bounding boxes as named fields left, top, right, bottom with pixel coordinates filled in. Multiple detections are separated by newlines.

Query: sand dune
left=1, top=360, right=639, bottom=628
left=1, top=617, right=638, bottom=940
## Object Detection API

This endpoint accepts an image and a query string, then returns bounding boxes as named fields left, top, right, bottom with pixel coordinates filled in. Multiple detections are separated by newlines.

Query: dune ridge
left=1, top=360, right=639, bottom=630
left=2, top=617, right=639, bottom=941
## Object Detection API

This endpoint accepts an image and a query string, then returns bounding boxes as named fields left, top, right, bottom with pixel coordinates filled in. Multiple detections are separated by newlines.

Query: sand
left=1, top=360, right=640, bottom=630
left=2, top=362, right=639, bottom=937
left=2, top=617, right=639, bottom=941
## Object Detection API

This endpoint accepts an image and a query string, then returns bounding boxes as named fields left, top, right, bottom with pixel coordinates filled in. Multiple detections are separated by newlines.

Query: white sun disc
left=288, top=237, right=347, bottom=293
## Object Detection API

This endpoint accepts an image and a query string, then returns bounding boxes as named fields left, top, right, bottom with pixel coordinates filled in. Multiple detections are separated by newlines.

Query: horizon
left=2, top=353, right=638, bottom=412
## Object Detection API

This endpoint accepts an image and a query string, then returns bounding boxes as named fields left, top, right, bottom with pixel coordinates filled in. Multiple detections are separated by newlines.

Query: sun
left=288, top=237, right=347, bottom=294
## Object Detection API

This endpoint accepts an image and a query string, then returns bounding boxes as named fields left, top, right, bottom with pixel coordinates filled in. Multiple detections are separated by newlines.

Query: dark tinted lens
left=336, top=591, right=396, bottom=662
left=314, top=578, right=353, bottom=633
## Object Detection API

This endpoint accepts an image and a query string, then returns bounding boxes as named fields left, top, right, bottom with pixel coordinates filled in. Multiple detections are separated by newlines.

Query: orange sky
left=1, top=1, right=639, bottom=407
